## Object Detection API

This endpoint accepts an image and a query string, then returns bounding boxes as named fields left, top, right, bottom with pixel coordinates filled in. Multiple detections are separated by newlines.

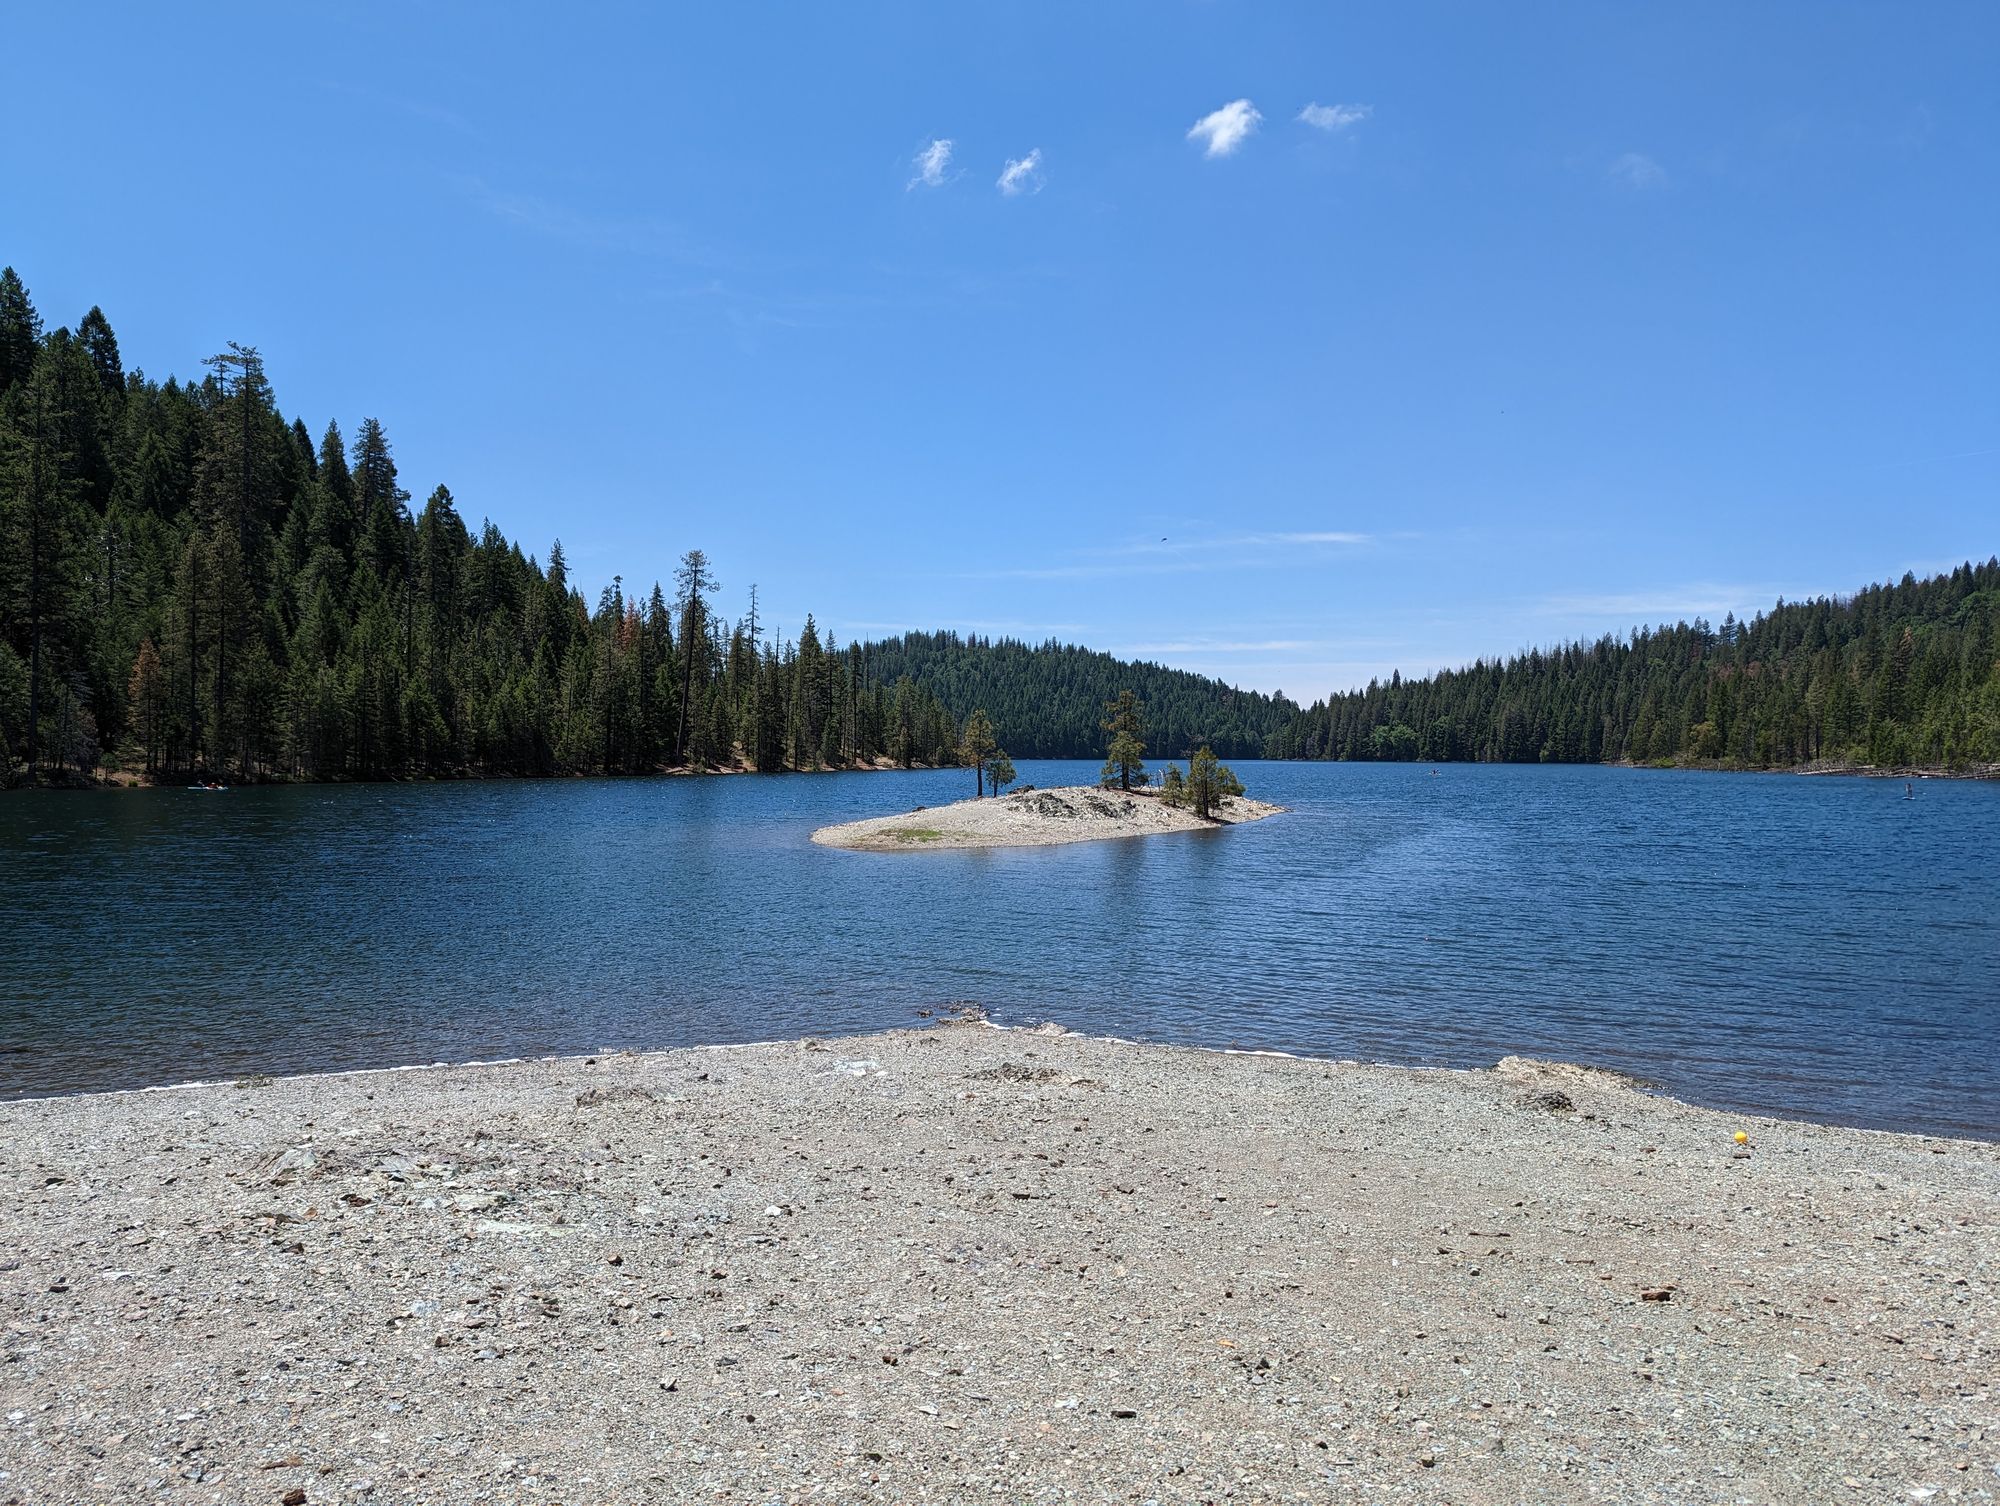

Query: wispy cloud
left=1116, top=638, right=1334, bottom=655
left=1188, top=99, right=1262, bottom=158
left=1104, top=530, right=1371, bottom=557
left=1607, top=151, right=1666, bottom=189
left=320, top=81, right=479, bottom=139
left=841, top=617, right=1093, bottom=639
left=1536, top=583, right=1791, bottom=624
left=969, top=529, right=1374, bottom=581
left=1298, top=102, right=1371, bottom=133
left=972, top=560, right=1214, bottom=583
left=909, top=138, right=956, bottom=190
left=458, top=177, right=704, bottom=259
left=997, top=148, right=1045, bottom=196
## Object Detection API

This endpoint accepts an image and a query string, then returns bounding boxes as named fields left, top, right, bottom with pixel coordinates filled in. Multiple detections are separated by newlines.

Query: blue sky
left=5, top=3, right=1995, bottom=703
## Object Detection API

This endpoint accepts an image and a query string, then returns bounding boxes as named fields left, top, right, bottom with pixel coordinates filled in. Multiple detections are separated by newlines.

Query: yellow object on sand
left=1733, top=1131, right=1749, bottom=1145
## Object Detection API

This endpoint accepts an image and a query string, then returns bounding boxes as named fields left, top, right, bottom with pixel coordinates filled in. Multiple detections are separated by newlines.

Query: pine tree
left=76, top=306, right=124, bottom=396
left=189, top=345, right=278, bottom=776
left=673, top=549, right=716, bottom=765
left=0, top=267, right=40, bottom=394
left=1185, top=745, right=1244, bottom=818
left=351, top=417, right=410, bottom=587
left=960, top=707, right=997, bottom=796
left=1099, top=690, right=1147, bottom=790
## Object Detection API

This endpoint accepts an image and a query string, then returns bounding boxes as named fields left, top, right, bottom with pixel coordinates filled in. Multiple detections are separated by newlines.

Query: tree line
left=0, top=271, right=1290, bottom=788
left=12, top=270, right=1986, bottom=787
left=0, top=272, right=986, bottom=785
left=1269, top=561, right=2000, bottom=770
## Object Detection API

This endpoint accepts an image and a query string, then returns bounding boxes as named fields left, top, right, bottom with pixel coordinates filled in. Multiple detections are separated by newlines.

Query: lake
left=2, top=761, right=1996, bottom=1138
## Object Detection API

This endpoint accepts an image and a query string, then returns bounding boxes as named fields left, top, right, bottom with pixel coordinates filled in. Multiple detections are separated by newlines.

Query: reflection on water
left=2, top=761, right=1996, bottom=1137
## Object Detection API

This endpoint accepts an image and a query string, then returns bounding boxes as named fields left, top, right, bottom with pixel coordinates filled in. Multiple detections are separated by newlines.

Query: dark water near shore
left=2, top=762, right=1996, bottom=1137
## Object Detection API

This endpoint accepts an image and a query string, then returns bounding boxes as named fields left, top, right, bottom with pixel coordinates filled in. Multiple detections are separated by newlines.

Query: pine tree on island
left=960, top=708, right=998, bottom=796
left=1100, top=690, right=1147, bottom=791
left=1187, top=745, right=1244, bottom=818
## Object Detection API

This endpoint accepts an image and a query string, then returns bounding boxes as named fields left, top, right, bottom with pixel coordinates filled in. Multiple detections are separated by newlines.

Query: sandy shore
left=811, top=784, right=1285, bottom=850
left=1, top=1026, right=1994, bottom=1505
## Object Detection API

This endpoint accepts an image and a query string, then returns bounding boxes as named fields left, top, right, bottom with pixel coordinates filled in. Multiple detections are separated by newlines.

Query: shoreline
left=1623, top=758, right=2000, bottom=781
left=17, top=756, right=1996, bottom=794
left=4, top=1023, right=1992, bottom=1147
left=3, top=1024, right=1993, bottom=1501
left=4, top=756, right=959, bottom=793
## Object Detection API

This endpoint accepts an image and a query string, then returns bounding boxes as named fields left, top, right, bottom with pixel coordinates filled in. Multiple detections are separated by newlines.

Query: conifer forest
left=1269, top=563, right=2000, bottom=770
left=0, top=271, right=1284, bottom=786
left=1, top=267, right=1994, bottom=786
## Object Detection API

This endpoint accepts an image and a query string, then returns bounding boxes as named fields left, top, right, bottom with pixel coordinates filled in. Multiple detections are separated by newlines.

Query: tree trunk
left=185, top=552, right=200, bottom=776
left=676, top=641, right=694, bottom=766
left=25, top=606, right=41, bottom=778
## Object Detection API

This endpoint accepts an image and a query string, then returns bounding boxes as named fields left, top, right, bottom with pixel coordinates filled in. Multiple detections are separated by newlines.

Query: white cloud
left=1607, top=151, right=1665, bottom=189
left=1298, top=102, right=1371, bottom=132
left=1110, top=531, right=1371, bottom=555
left=909, top=138, right=955, bottom=190
left=460, top=177, right=700, bottom=258
left=1117, top=638, right=1332, bottom=655
left=1535, top=583, right=1789, bottom=623
left=970, top=530, right=1375, bottom=580
left=997, top=148, right=1044, bottom=196
left=1187, top=98, right=1262, bottom=158
left=842, top=617, right=1092, bottom=638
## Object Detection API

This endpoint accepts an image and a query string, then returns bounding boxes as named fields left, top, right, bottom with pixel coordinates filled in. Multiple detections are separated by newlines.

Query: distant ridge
left=857, top=630, right=1295, bottom=761
left=1271, top=562, right=2000, bottom=771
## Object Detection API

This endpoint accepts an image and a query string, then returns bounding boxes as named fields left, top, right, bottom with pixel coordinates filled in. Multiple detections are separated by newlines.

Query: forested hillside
left=0, top=271, right=1271, bottom=786
left=858, top=631, right=1295, bottom=760
left=1271, top=563, right=2000, bottom=769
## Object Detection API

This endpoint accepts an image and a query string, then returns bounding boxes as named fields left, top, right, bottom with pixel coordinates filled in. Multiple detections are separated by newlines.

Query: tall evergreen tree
left=673, top=548, right=716, bottom=764
left=76, top=306, right=124, bottom=396
left=0, top=267, right=41, bottom=394
left=960, top=707, right=997, bottom=796
left=1100, top=690, right=1147, bottom=791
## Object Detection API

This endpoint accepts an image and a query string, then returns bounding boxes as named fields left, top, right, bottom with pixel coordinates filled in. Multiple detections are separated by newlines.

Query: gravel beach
left=1, top=1023, right=1995, bottom=1505
left=811, top=785, right=1285, bottom=850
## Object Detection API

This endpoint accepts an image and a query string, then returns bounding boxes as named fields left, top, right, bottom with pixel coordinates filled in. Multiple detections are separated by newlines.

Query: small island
left=812, top=782, right=1284, bottom=850
left=817, top=690, right=1282, bottom=850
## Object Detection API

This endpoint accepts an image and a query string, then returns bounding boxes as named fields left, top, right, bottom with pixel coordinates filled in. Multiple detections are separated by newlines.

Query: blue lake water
left=2, top=761, right=1996, bottom=1138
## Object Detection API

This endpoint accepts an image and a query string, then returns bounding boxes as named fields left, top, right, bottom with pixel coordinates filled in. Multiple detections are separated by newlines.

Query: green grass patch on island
left=887, top=827, right=945, bottom=844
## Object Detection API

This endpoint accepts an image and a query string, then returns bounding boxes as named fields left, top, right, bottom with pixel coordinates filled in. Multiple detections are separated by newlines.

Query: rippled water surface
left=3, top=762, right=1996, bottom=1136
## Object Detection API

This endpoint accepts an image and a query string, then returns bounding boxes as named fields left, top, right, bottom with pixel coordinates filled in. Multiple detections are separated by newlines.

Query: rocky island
left=810, top=784, right=1285, bottom=851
